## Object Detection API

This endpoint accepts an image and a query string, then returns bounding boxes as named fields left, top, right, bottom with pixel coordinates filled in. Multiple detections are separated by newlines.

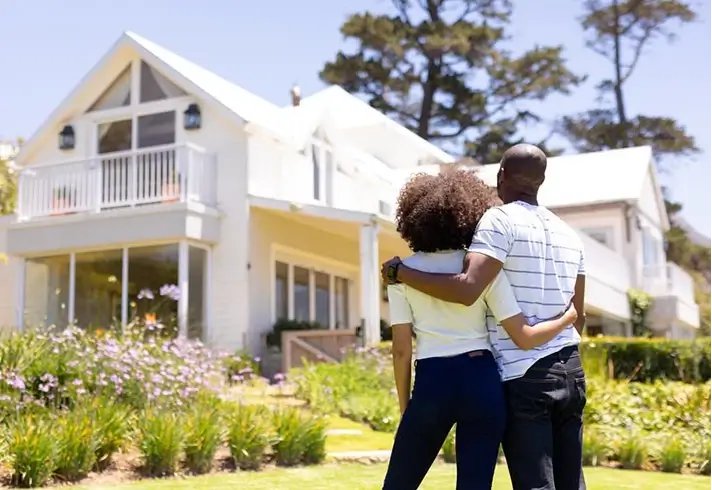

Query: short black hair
left=500, top=144, right=547, bottom=194
left=395, top=168, right=500, bottom=253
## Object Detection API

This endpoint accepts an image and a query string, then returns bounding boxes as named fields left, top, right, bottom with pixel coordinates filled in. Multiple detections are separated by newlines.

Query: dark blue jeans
left=502, top=346, right=587, bottom=490
left=382, top=350, right=506, bottom=490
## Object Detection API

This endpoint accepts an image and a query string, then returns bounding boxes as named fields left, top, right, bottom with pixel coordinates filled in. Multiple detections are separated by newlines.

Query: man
left=382, top=144, right=587, bottom=490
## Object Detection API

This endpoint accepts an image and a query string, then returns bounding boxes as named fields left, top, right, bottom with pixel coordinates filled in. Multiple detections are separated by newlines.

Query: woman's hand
left=562, top=303, right=578, bottom=325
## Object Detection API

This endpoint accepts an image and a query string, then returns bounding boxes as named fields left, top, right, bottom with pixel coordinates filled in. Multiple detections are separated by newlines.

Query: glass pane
left=88, top=65, right=131, bottom=112
left=127, top=244, right=179, bottom=335
left=98, top=119, right=132, bottom=154
left=314, top=271, right=330, bottom=328
left=293, top=266, right=310, bottom=322
left=24, top=255, right=70, bottom=328
left=188, top=246, right=207, bottom=341
left=74, top=250, right=124, bottom=333
left=140, top=61, right=186, bottom=103
left=137, top=112, right=176, bottom=148
left=335, top=277, right=349, bottom=329
left=275, top=261, right=288, bottom=320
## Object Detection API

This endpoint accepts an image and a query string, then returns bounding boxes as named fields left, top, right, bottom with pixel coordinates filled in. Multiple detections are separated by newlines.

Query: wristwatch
left=386, top=261, right=402, bottom=284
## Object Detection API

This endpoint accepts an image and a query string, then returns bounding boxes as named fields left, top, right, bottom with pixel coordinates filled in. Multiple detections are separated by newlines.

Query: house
left=0, top=32, right=700, bottom=360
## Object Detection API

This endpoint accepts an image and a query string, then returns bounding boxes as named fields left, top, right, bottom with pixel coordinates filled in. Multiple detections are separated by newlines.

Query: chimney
left=290, top=84, right=301, bottom=107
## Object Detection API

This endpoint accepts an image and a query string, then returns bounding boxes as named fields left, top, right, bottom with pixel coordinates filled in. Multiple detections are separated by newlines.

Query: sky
left=0, top=0, right=709, bottom=236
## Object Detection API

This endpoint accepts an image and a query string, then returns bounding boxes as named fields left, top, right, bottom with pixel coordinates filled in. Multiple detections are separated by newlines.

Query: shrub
left=54, top=408, right=99, bottom=481
left=92, top=398, right=132, bottom=471
left=580, top=336, right=710, bottom=383
left=224, top=350, right=260, bottom=384
left=184, top=396, right=223, bottom=474
left=7, top=414, right=57, bottom=488
left=442, top=427, right=456, bottom=464
left=338, top=393, right=399, bottom=433
left=659, top=438, right=686, bottom=473
left=617, top=432, right=649, bottom=469
left=582, top=428, right=609, bottom=467
left=699, top=442, right=711, bottom=475
left=138, top=410, right=184, bottom=477
left=226, top=404, right=270, bottom=470
left=271, top=407, right=327, bottom=466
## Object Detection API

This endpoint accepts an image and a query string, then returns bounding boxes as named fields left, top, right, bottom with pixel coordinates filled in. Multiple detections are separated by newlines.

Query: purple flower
left=138, top=288, right=155, bottom=300
left=159, top=284, right=181, bottom=301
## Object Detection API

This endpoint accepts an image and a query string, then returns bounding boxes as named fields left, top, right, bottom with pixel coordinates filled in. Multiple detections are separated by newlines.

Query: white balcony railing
left=16, top=143, right=216, bottom=220
left=642, top=262, right=696, bottom=305
left=247, top=136, right=398, bottom=218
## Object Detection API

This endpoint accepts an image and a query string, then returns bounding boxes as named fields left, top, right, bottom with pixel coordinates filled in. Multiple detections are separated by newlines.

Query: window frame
left=270, top=246, right=355, bottom=330
left=581, top=226, right=615, bottom=250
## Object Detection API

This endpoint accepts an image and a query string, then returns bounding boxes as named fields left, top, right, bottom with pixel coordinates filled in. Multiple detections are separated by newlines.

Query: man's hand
left=381, top=256, right=403, bottom=284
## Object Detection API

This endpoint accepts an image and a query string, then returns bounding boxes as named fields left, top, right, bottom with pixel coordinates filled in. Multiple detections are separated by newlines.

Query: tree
left=0, top=143, right=18, bottom=215
left=559, top=0, right=699, bottom=159
left=320, top=0, right=583, bottom=163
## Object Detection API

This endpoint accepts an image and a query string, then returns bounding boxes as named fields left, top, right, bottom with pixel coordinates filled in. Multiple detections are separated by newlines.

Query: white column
left=15, top=258, right=25, bottom=331
left=359, top=222, right=380, bottom=345
left=178, top=240, right=189, bottom=338
left=68, top=253, right=76, bottom=325
left=120, top=248, right=128, bottom=329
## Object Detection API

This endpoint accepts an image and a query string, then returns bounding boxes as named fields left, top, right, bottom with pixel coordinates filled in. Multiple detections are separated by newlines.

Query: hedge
left=580, top=336, right=710, bottom=383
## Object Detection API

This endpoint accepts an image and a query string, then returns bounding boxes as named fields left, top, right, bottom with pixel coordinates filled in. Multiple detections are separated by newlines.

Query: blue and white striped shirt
left=469, top=201, right=585, bottom=381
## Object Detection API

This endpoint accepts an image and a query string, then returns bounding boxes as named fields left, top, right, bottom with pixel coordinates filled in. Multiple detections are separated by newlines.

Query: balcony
left=16, top=143, right=216, bottom=221
left=642, top=262, right=700, bottom=330
left=247, top=138, right=398, bottom=219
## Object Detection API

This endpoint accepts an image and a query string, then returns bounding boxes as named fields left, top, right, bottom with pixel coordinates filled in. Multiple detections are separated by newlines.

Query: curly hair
left=394, top=168, right=501, bottom=253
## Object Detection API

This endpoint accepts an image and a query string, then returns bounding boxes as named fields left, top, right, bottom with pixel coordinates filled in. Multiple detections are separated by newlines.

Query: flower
left=138, top=288, right=155, bottom=300
left=159, top=284, right=181, bottom=301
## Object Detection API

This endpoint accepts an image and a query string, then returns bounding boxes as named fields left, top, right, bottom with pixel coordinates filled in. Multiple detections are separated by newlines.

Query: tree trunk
left=612, top=0, right=629, bottom=146
left=417, top=0, right=443, bottom=140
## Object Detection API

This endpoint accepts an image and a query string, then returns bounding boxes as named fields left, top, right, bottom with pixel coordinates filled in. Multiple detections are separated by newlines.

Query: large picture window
left=273, top=260, right=351, bottom=329
left=21, top=242, right=209, bottom=340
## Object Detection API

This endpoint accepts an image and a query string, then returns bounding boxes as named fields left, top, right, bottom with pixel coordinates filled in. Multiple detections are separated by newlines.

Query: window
left=334, top=277, right=350, bottom=329
left=293, top=266, right=310, bottom=322
left=314, top=271, right=330, bottom=327
left=275, top=262, right=289, bottom=320
left=138, top=111, right=176, bottom=148
left=24, top=255, right=71, bottom=328
left=88, top=65, right=131, bottom=112
left=582, top=227, right=613, bottom=249
left=74, top=249, right=125, bottom=331
left=642, top=229, right=660, bottom=268
left=273, top=260, right=350, bottom=329
left=140, top=61, right=186, bottom=103
left=98, top=119, right=132, bottom=154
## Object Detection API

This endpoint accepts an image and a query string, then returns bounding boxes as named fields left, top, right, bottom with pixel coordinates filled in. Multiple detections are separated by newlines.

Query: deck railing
left=17, top=143, right=215, bottom=220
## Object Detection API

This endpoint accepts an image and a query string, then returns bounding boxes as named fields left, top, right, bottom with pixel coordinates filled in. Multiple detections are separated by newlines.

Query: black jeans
left=502, top=346, right=587, bottom=490
left=382, top=350, right=506, bottom=490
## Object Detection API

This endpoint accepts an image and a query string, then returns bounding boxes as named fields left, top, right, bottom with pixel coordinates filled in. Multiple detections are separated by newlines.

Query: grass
left=74, top=463, right=711, bottom=490
left=324, top=415, right=394, bottom=453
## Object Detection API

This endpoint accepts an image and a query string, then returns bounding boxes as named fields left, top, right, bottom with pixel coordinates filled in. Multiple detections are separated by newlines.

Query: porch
left=246, top=197, right=410, bottom=359
left=15, top=143, right=216, bottom=221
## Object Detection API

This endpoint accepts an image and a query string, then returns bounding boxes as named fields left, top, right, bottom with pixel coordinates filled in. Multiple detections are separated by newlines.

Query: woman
left=382, top=169, right=577, bottom=490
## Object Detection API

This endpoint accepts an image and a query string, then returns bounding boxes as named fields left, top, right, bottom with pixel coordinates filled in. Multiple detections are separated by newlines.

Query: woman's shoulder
left=402, top=250, right=466, bottom=273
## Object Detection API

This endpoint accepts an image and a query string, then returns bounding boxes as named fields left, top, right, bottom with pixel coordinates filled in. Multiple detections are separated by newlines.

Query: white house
left=0, top=32, right=700, bottom=358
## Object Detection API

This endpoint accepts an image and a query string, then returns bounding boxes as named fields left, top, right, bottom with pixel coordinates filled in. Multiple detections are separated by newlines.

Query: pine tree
left=320, top=0, right=583, bottom=163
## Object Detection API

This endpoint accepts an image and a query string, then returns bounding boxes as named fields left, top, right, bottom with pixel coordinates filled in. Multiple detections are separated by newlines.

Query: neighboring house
left=0, top=32, right=700, bottom=356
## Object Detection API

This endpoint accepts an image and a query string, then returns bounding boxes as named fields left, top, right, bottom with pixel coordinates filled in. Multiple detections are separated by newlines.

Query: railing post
left=131, top=153, right=138, bottom=207
left=95, top=158, right=103, bottom=212
left=16, top=172, right=24, bottom=219
left=181, top=146, right=191, bottom=202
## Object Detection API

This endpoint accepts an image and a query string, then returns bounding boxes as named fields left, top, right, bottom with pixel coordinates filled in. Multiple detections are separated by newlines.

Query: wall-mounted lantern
left=59, top=125, right=75, bottom=150
left=183, top=103, right=202, bottom=130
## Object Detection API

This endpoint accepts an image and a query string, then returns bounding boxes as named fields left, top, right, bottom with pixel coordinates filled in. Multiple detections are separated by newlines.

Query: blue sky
left=1, top=0, right=709, bottom=235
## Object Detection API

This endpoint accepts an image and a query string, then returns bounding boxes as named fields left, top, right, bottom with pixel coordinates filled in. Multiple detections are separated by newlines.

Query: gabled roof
left=474, top=146, right=670, bottom=229
left=17, top=31, right=280, bottom=165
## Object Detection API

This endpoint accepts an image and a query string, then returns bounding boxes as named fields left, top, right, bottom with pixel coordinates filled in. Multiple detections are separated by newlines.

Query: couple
left=381, top=144, right=587, bottom=490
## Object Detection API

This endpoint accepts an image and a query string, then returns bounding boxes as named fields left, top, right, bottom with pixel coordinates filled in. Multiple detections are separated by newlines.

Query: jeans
left=382, top=350, right=506, bottom=490
left=502, top=346, right=587, bottom=490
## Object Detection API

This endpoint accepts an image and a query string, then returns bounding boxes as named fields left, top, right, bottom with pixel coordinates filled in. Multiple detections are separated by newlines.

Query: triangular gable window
left=140, top=61, right=186, bottom=103
left=87, top=65, right=131, bottom=112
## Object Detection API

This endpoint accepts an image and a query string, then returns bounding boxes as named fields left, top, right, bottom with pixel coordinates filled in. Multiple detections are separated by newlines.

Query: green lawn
left=76, top=463, right=711, bottom=490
